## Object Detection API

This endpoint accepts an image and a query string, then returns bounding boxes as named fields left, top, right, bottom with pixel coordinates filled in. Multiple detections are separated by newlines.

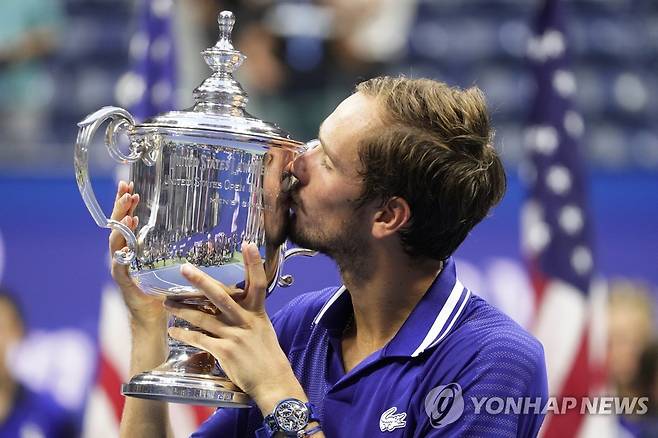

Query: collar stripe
left=431, top=287, right=471, bottom=345
left=313, top=286, right=347, bottom=325
left=425, top=288, right=472, bottom=352
left=410, top=279, right=464, bottom=357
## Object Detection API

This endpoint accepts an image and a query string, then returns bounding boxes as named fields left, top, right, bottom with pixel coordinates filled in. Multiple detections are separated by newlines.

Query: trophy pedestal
left=121, top=314, right=251, bottom=407
left=121, top=371, right=250, bottom=407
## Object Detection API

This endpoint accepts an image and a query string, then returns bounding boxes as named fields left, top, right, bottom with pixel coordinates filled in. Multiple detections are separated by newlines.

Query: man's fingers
left=111, top=182, right=139, bottom=221
left=128, top=193, right=140, bottom=217
left=242, top=242, right=267, bottom=311
left=109, top=180, right=140, bottom=255
left=109, top=217, right=129, bottom=252
left=227, top=286, right=246, bottom=301
left=164, top=302, right=228, bottom=336
left=109, top=215, right=139, bottom=253
left=111, top=192, right=132, bottom=221
left=114, top=180, right=128, bottom=203
left=180, top=264, right=245, bottom=324
left=168, top=327, right=226, bottom=360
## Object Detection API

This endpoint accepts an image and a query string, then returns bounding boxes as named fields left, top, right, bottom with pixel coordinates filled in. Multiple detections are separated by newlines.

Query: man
left=111, top=77, right=548, bottom=437
left=0, top=291, right=77, bottom=437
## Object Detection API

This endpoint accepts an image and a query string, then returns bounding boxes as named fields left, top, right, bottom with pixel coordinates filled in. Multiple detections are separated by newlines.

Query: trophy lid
left=137, top=11, right=299, bottom=146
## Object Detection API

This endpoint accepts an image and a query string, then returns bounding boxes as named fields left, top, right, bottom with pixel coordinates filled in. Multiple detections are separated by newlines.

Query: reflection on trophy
left=74, top=11, right=314, bottom=406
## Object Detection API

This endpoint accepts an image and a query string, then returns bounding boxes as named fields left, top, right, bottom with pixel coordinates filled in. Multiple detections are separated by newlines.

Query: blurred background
left=0, top=0, right=656, bottom=437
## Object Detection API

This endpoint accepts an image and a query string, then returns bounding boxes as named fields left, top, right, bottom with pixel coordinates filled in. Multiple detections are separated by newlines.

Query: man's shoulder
left=414, top=295, right=548, bottom=437
left=457, top=294, right=545, bottom=359
left=424, top=294, right=547, bottom=394
left=461, top=296, right=544, bottom=365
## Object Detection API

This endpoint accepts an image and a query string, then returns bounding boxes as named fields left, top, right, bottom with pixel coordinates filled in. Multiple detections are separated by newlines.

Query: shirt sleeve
left=413, top=325, right=549, bottom=437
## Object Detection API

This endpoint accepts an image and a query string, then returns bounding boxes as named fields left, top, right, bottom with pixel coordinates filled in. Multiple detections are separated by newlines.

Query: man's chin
left=287, top=223, right=322, bottom=253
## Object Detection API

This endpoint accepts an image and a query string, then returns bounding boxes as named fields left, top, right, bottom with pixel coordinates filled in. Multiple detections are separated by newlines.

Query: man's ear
left=372, top=197, right=411, bottom=239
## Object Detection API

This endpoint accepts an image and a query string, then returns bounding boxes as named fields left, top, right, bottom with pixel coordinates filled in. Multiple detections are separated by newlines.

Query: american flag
left=82, top=1, right=212, bottom=436
left=129, top=0, right=176, bottom=120
left=522, top=0, right=608, bottom=436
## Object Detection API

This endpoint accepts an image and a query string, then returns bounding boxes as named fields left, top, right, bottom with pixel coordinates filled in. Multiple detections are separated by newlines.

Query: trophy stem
left=121, top=298, right=251, bottom=407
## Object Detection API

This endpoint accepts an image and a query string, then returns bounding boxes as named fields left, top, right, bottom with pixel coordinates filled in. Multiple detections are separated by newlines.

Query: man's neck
left=338, top=249, right=443, bottom=354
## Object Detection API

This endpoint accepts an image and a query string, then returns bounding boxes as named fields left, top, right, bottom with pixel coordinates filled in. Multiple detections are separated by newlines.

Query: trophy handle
left=74, top=106, right=142, bottom=265
left=263, top=244, right=317, bottom=295
left=276, top=246, right=318, bottom=289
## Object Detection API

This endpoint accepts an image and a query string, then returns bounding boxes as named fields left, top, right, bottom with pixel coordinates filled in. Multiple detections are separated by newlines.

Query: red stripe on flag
left=98, top=352, right=126, bottom=422
left=541, top=331, right=590, bottom=436
left=192, top=405, right=214, bottom=425
left=528, top=260, right=549, bottom=326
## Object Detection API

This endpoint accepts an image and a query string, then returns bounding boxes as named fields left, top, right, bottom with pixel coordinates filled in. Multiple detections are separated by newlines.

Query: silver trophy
left=74, top=11, right=313, bottom=406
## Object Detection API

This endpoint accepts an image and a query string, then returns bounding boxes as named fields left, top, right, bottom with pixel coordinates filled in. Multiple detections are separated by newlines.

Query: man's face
left=287, top=93, right=382, bottom=260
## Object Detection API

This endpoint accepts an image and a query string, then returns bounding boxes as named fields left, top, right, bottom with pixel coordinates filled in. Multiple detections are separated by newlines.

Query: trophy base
left=121, top=371, right=251, bottom=407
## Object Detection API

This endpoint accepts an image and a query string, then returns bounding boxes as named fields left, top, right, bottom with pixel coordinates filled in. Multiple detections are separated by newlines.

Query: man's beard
left=288, top=207, right=374, bottom=283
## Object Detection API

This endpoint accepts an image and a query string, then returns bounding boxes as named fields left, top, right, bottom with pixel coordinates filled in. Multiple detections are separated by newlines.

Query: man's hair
left=355, top=76, right=506, bottom=261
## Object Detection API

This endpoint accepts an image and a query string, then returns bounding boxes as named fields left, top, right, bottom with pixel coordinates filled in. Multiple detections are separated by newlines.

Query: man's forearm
left=119, top=319, right=173, bottom=438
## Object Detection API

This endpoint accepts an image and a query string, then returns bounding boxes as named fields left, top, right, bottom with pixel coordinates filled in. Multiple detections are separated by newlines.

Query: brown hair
left=355, top=76, right=506, bottom=261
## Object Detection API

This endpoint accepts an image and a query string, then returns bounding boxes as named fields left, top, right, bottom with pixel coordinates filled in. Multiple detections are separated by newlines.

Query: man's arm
left=118, top=319, right=172, bottom=438
left=109, top=181, right=173, bottom=438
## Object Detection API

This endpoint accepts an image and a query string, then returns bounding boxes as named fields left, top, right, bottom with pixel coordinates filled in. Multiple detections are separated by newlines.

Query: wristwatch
left=261, top=398, right=319, bottom=437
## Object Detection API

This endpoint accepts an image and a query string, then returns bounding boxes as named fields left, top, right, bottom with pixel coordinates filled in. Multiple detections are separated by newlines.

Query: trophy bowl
left=74, top=11, right=313, bottom=406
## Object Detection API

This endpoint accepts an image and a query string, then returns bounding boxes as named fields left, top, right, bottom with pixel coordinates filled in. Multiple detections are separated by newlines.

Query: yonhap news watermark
left=471, top=395, right=649, bottom=416
left=424, top=383, right=650, bottom=429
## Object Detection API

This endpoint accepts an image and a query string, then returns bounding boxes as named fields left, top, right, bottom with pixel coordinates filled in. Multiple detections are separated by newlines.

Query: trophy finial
left=202, top=10, right=244, bottom=73
left=193, top=10, right=248, bottom=114
left=218, top=11, right=235, bottom=48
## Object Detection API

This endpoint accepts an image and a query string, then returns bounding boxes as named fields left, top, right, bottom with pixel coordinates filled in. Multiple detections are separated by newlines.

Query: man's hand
left=109, top=180, right=166, bottom=329
left=165, top=243, right=305, bottom=414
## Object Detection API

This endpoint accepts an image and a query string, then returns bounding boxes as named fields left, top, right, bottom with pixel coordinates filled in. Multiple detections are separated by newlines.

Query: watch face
left=275, top=399, right=310, bottom=432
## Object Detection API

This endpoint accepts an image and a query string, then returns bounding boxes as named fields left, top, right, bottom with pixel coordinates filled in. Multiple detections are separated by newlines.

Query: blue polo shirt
left=193, top=258, right=548, bottom=437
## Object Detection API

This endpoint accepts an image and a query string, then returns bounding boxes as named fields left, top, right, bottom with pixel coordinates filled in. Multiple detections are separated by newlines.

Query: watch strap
left=300, top=424, right=323, bottom=437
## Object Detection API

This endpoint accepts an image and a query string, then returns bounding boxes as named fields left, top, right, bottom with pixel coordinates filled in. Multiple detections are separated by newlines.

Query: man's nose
left=285, top=139, right=319, bottom=189
left=290, top=147, right=311, bottom=182
left=291, top=152, right=304, bottom=176
left=291, top=139, right=319, bottom=180
left=281, top=152, right=305, bottom=192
